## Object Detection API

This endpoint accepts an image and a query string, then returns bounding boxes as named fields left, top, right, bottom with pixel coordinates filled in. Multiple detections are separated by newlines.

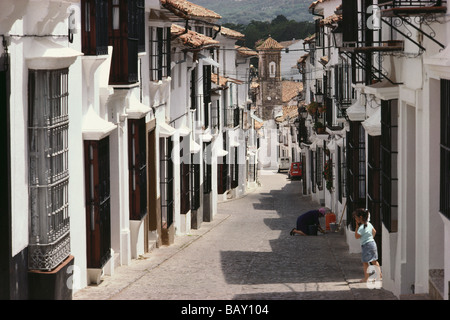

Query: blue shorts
left=361, top=241, right=378, bottom=263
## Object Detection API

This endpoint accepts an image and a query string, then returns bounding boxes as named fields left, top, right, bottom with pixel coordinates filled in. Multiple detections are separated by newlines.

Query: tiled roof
left=214, top=26, right=245, bottom=39
left=297, top=53, right=309, bottom=64
left=282, top=81, right=303, bottom=103
left=309, top=0, right=333, bottom=10
left=211, top=73, right=228, bottom=87
left=275, top=105, right=299, bottom=123
left=256, top=36, right=284, bottom=51
left=279, top=39, right=302, bottom=48
left=321, top=13, right=342, bottom=26
left=161, top=0, right=222, bottom=20
left=236, top=45, right=258, bottom=57
left=303, top=34, right=316, bottom=44
left=171, top=24, right=219, bottom=48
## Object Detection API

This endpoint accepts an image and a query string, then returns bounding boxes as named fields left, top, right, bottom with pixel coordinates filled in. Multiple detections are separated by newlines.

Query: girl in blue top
left=353, top=209, right=382, bottom=283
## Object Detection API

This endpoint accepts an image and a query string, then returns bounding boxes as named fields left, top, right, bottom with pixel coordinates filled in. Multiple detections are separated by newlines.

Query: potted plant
left=306, top=101, right=319, bottom=115
left=314, top=121, right=325, bottom=134
left=323, top=159, right=333, bottom=191
left=318, top=105, right=326, bottom=113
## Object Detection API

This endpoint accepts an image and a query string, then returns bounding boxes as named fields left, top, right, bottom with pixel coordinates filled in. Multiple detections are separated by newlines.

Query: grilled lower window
left=338, top=145, right=347, bottom=202
left=381, top=99, right=399, bottom=232
left=367, top=135, right=381, bottom=233
left=440, top=80, right=450, bottom=220
left=316, top=146, right=324, bottom=191
left=160, top=137, right=174, bottom=228
left=128, top=118, right=147, bottom=220
left=84, top=137, right=111, bottom=269
left=203, top=142, right=212, bottom=194
left=28, top=69, right=71, bottom=271
left=180, top=137, right=190, bottom=215
left=346, top=121, right=366, bottom=229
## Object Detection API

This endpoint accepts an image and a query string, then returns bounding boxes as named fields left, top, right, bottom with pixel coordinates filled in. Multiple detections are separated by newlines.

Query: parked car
left=288, top=162, right=302, bottom=180
left=278, top=157, right=290, bottom=172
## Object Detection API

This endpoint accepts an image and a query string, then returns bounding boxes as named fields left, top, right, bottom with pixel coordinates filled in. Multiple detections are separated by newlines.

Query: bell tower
left=256, top=36, right=283, bottom=120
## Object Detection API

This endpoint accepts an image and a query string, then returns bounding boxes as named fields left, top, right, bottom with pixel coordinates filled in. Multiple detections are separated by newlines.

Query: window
left=381, top=99, right=398, bottom=232
left=190, top=67, right=197, bottom=111
left=316, top=147, right=324, bottom=191
left=82, top=0, right=109, bottom=55
left=191, top=153, right=201, bottom=211
left=218, top=132, right=229, bottom=194
left=346, top=121, right=366, bottom=229
left=269, top=61, right=276, bottom=78
left=342, top=0, right=358, bottom=44
left=128, top=118, right=147, bottom=221
left=28, top=69, right=71, bottom=271
left=180, top=137, right=190, bottom=215
left=231, top=147, right=239, bottom=189
left=112, top=0, right=119, bottom=30
left=315, top=18, right=324, bottom=51
left=334, top=62, right=353, bottom=118
left=203, top=65, right=212, bottom=128
left=311, top=150, right=316, bottom=193
left=211, top=100, right=220, bottom=131
left=368, top=135, right=382, bottom=259
left=84, top=137, right=111, bottom=269
left=441, top=79, right=450, bottom=220
left=108, top=0, right=142, bottom=84
left=337, top=144, right=347, bottom=202
left=203, top=142, right=212, bottom=194
left=149, top=27, right=171, bottom=81
left=160, top=138, right=174, bottom=228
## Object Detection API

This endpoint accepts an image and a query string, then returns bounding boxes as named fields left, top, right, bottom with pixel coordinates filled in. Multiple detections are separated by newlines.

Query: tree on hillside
left=224, top=15, right=314, bottom=49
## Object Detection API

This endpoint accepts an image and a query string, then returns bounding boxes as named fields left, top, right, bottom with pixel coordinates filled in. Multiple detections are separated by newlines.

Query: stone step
left=429, top=269, right=445, bottom=300
left=400, top=293, right=431, bottom=300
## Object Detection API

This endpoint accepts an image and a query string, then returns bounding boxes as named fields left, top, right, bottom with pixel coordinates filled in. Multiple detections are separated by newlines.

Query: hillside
left=188, top=0, right=313, bottom=25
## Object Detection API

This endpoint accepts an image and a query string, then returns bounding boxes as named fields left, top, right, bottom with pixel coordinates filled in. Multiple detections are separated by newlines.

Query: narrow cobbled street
left=74, top=171, right=397, bottom=301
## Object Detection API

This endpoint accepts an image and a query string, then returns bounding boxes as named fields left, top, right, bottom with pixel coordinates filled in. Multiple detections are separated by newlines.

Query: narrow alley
left=73, top=171, right=397, bottom=301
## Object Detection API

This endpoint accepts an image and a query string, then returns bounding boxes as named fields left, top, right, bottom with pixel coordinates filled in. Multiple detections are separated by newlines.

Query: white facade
left=1, top=0, right=255, bottom=299
left=300, top=0, right=450, bottom=299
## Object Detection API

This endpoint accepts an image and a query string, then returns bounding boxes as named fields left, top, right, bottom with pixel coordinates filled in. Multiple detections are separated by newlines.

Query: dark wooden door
left=84, top=137, right=111, bottom=269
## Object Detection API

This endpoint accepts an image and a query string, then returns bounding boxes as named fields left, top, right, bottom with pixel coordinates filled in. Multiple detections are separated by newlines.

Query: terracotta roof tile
left=279, top=39, right=302, bottom=48
left=171, top=24, right=219, bottom=48
left=321, top=13, right=342, bottom=26
left=297, top=53, right=309, bottom=64
left=275, top=105, right=299, bottom=122
left=211, top=73, right=228, bottom=87
left=303, top=33, right=316, bottom=44
left=282, top=81, right=303, bottom=103
left=256, top=36, right=284, bottom=50
left=214, top=26, right=245, bottom=39
left=309, top=0, right=333, bottom=10
left=236, top=45, right=258, bottom=57
left=161, top=0, right=221, bottom=20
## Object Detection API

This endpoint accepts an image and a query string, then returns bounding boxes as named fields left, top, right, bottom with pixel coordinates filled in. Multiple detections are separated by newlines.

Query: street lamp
left=298, top=105, right=308, bottom=119
left=315, top=91, right=324, bottom=104
left=332, top=23, right=343, bottom=48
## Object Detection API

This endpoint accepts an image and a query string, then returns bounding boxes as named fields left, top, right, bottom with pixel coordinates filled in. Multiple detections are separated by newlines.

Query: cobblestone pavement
left=74, top=170, right=398, bottom=302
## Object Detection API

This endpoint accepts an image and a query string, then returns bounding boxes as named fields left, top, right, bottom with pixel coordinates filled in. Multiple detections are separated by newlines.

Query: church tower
left=256, top=36, right=283, bottom=120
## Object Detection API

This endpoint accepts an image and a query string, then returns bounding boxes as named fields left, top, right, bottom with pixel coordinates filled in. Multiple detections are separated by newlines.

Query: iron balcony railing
left=224, top=106, right=240, bottom=128
left=388, top=0, right=445, bottom=7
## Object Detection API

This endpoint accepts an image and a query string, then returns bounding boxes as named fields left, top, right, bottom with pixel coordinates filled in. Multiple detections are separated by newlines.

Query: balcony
left=340, top=40, right=404, bottom=53
left=379, top=0, right=447, bottom=17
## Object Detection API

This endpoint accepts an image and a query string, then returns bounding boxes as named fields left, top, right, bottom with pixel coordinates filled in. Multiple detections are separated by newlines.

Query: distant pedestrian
left=353, top=208, right=382, bottom=283
left=290, top=207, right=328, bottom=236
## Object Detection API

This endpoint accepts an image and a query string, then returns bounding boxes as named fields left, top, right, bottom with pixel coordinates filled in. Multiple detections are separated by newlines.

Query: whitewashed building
left=301, top=0, right=450, bottom=299
left=1, top=0, right=255, bottom=299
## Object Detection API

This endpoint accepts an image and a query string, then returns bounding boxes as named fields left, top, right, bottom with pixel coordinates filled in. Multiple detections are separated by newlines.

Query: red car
left=288, top=162, right=302, bottom=180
